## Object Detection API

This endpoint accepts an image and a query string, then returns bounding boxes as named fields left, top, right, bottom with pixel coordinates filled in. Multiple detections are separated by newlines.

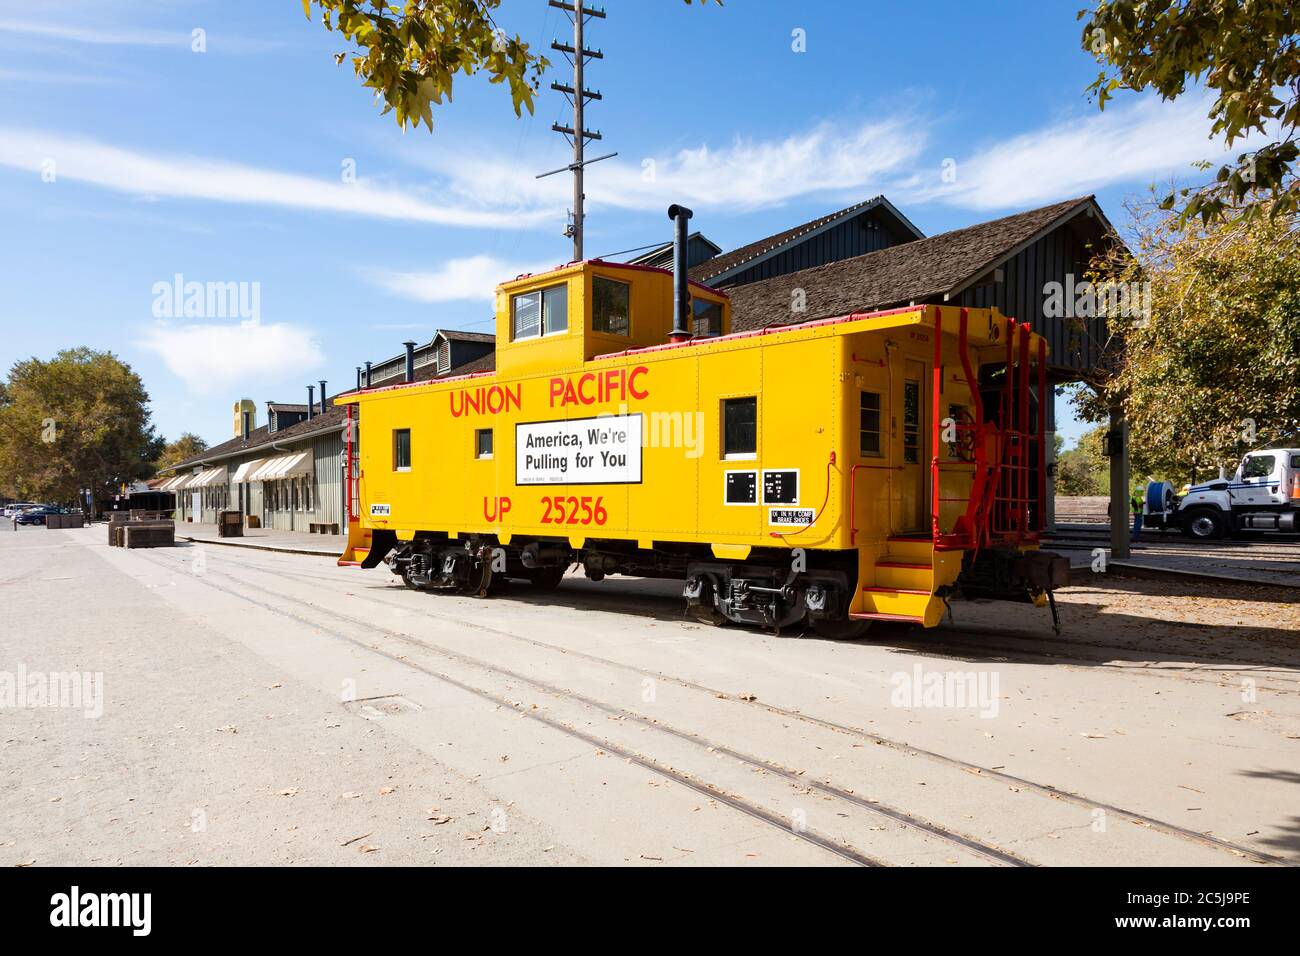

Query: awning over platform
left=185, top=466, right=228, bottom=489
left=248, top=452, right=312, bottom=482
left=231, top=458, right=266, bottom=483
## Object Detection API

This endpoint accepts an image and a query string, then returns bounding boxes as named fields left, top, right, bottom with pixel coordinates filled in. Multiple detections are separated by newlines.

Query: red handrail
left=931, top=308, right=943, bottom=540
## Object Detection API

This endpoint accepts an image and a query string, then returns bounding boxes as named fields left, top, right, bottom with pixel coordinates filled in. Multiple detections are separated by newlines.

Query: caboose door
left=897, top=360, right=928, bottom=532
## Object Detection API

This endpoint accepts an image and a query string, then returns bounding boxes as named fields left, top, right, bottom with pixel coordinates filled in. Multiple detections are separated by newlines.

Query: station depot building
left=158, top=195, right=1114, bottom=536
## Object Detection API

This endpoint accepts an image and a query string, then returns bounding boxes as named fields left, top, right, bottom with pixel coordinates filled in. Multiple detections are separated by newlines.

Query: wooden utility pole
left=538, top=2, right=614, bottom=262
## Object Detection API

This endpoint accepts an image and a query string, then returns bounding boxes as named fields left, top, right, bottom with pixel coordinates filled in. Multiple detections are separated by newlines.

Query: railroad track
left=129, top=546, right=1289, bottom=866
left=227, top=551, right=1300, bottom=696
left=130, top=550, right=1030, bottom=867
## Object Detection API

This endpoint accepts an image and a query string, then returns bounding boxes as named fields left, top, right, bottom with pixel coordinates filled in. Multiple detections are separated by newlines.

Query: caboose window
left=475, top=428, right=493, bottom=459
left=859, top=391, right=882, bottom=456
left=512, top=283, right=567, bottom=340
left=543, top=283, right=568, bottom=335
left=723, top=397, right=757, bottom=458
left=693, top=299, right=723, bottom=337
left=592, top=276, right=630, bottom=335
left=393, top=429, right=411, bottom=471
left=903, top=381, right=921, bottom=464
left=511, top=290, right=541, bottom=340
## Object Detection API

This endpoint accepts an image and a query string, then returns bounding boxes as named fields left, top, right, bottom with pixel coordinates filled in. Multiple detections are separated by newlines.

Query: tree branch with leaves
left=1080, top=0, right=1300, bottom=225
left=303, top=0, right=720, bottom=132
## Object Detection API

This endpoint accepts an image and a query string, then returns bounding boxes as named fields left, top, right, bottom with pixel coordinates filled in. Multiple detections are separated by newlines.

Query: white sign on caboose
left=516, top=414, right=643, bottom=485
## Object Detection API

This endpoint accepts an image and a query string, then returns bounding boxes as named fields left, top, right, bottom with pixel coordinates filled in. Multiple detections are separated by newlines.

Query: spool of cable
left=1145, top=480, right=1174, bottom=515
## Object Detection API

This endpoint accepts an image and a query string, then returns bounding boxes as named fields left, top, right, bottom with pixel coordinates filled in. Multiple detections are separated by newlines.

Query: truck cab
left=1161, top=448, right=1300, bottom=538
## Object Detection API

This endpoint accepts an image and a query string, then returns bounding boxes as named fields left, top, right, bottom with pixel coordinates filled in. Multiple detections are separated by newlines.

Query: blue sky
left=0, top=1, right=1239, bottom=449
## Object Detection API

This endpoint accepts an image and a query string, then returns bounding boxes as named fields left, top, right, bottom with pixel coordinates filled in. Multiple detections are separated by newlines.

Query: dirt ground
left=2, top=526, right=1297, bottom=866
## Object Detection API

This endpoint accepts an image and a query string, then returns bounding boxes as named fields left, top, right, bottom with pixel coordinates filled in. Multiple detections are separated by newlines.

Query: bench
left=309, top=522, right=340, bottom=535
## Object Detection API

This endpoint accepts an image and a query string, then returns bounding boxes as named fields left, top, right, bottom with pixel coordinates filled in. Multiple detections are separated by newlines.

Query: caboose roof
left=496, top=259, right=728, bottom=299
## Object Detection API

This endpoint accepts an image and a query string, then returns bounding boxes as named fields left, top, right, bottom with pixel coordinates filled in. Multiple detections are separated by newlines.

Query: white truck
left=1144, top=448, right=1300, bottom=539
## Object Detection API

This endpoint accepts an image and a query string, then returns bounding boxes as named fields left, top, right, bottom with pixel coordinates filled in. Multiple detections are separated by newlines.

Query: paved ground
left=2, top=524, right=1298, bottom=866
left=179, top=522, right=345, bottom=557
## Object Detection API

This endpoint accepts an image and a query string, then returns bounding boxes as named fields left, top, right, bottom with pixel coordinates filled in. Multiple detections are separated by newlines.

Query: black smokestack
left=319, top=380, right=327, bottom=415
left=364, top=361, right=372, bottom=388
left=403, top=341, right=416, bottom=383
left=306, top=384, right=315, bottom=420
left=667, top=204, right=693, bottom=343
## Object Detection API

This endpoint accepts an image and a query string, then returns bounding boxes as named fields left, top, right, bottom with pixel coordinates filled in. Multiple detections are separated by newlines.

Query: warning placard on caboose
left=516, top=414, right=643, bottom=485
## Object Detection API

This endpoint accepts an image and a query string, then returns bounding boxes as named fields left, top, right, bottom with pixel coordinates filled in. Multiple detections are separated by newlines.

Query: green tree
left=1075, top=197, right=1300, bottom=482
left=155, top=433, right=209, bottom=472
left=0, top=349, right=163, bottom=507
left=303, top=0, right=718, bottom=131
left=1080, top=1, right=1300, bottom=225
left=1055, top=425, right=1111, bottom=496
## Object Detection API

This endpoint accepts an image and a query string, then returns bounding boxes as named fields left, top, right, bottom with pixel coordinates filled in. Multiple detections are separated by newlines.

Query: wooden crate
left=124, top=521, right=175, bottom=549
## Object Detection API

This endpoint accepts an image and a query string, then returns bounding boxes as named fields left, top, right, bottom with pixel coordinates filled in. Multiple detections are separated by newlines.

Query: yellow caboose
left=337, top=206, right=1068, bottom=636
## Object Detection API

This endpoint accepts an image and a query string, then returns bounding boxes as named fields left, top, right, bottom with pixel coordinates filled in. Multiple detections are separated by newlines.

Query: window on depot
left=393, top=428, right=411, bottom=471
left=722, top=396, right=757, bottom=459
left=511, top=283, right=568, bottom=341
left=693, top=298, right=723, bottom=337
left=592, top=276, right=630, bottom=335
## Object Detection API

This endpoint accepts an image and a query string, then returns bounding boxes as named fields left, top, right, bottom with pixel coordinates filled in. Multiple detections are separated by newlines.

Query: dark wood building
left=721, top=195, right=1117, bottom=380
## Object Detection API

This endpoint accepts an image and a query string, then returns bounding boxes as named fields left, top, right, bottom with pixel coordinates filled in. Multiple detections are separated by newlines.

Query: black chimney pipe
left=306, top=384, right=315, bottom=420
left=241, top=410, right=250, bottom=442
left=364, top=361, right=372, bottom=388
left=319, top=380, right=327, bottom=415
left=667, top=204, right=693, bottom=343
left=355, top=366, right=362, bottom=391
left=403, top=341, right=416, bottom=383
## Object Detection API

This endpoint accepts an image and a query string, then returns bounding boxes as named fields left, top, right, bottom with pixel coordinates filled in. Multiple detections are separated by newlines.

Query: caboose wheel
left=400, top=568, right=426, bottom=591
left=691, top=605, right=727, bottom=627
left=525, top=566, right=566, bottom=590
left=810, top=616, right=872, bottom=639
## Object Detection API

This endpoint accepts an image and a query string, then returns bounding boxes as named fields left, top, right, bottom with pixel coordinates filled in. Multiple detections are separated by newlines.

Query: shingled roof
left=437, top=328, right=495, bottom=344
left=165, top=349, right=501, bottom=473
left=725, top=196, right=1105, bottom=332
left=689, top=195, right=923, bottom=285
left=164, top=406, right=346, bottom=472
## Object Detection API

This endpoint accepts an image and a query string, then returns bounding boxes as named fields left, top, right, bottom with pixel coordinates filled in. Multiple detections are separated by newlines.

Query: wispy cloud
left=0, top=67, right=132, bottom=86
left=414, top=118, right=926, bottom=215
left=0, top=128, right=551, bottom=229
left=140, top=319, right=324, bottom=393
left=904, top=94, right=1255, bottom=211
left=0, top=20, right=285, bottom=53
left=365, top=255, right=554, bottom=303
left=0, top=20, right=186, bottom=46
